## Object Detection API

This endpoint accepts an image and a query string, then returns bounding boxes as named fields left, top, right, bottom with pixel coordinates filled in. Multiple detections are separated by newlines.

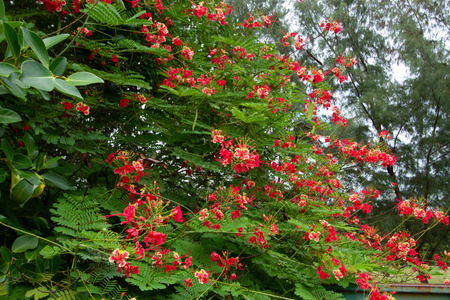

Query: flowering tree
left=0, top=0, right=448, bottom=299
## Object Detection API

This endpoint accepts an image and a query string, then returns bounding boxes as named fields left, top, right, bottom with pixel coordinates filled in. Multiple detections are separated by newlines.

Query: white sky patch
left=392, top=62, right=410, bottom=83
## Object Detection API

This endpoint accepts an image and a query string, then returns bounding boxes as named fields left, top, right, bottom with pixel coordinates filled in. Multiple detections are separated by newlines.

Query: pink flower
left=194, top=269, right=209, bottom=284
left=76, top=102, right=90, bottom=115
left=181, top=46, right=194, bottom=60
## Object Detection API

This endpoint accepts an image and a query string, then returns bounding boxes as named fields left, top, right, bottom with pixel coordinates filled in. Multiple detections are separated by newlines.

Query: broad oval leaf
left=0, top=108, right=21, bottom=124
left=16, top=170, right=41, bottom=186
left=21, top=27, right=49, bottom=67
left=65, top=72, right=103, bottom=86
left=12, top=153, right=32, bottom=169
left=55, top=79, right=82, bottom=99
left=41, top=173, right=71, bottom=190
left=50, top=57, right=67, bottom=76
left=0, top=63, right=19, bottom=77
left=43, top=34, right=69, bottom=49
left=10, top=179, right=34, bottom=204
left=11, top=235, right=38, bottom=253
left=19, top=60, right=55, bottom=91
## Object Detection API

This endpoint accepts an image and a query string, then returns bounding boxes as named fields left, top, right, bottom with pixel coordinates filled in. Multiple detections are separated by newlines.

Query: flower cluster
left=397, top=198, right=449, bottom=225
left=213, top=132, right=260, bottom=173
left=320, top=19, right=341, bottom=34
left=104, top=150, right=194, bottom=281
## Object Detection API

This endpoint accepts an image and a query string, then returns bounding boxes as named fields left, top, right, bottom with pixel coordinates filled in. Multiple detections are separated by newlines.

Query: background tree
left=292, top=0, right=450, bottom=259
left=0, top=0, right=448, bottom=299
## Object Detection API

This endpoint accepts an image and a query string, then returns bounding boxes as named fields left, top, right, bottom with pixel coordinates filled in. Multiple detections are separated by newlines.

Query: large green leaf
left=1, top=77, right=27, bottom=100
left=50, top=57, right=67, bottom=76
left=54, top=79, right=82, bottom=99
left=19, top=60, right=55, bottom=91
left=41, top=173, right=71, bottom=190
left=42, top=34, right=69, bottom=49
left=12, top=154, right=32, bottom=169
left=0, top=108, right=21, bottom=124
left=0, top=63, right=19, bottom=77
left=21, top=27, right=49, bottom=67
left=2, top=21, right=20, bottom=60
left=10, top=179, right=34, bottom=203
left=65, top=72, right=103, bottom=86
left=16, top=170, right=41, bottom=186
left=11, top=235, right=38, bottom=253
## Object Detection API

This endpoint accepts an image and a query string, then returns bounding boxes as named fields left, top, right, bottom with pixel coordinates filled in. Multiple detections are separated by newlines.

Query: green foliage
left=0, top=0, right=447, bottom=299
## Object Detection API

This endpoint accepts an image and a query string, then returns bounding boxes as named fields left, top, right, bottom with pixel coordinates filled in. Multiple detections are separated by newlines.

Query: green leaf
left=25, top=287, right=49, bottom=299
left=19, top=60, right=55, bottom=91
left=21, top=27, right=49, bottom=67
left=2, top=21, right=20, bottom=60
left=0, top=0, right=5, bottom=22
left=0, top=169, right=5, bottom=183
left=12, top=154, right=32, bottom=169
left=10, top=179, right=34, bottom=203
left=0, top=63, right=19, bottom=77
left=2, top=81, right=27, bottom=100
left=0, top=246, right=11, bottom=263
left=36, top=89, right=50, bottom=100
left=16, top=170, right=41, bottom=185
left=11, top=235, right=38, bottom=253
left=50, top=57, right=67, bottom=76
left=40, top=245, right=61, bottom=259
left=42, top=34, right=69, bottom=49
left=1, top=138, right=14, bottom=162
left=24, top=132, right=35, bottom=156
left=231, top=107, right=248, bottom=122
left=41, top=173, right=71, bottom=190
left=65, top=72, right=103, bottom=86
left=55, top=79, right=82, bottom=99
left=0, top=108, right=21, bottom=124
left=34, top=155, right=45, bottom=171
left=42, top=156, right=61, bottom=169
left=1, top=76, right=27, bottom=100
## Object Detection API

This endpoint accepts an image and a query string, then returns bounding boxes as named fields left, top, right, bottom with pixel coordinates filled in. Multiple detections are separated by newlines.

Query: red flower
left=217, top=79, right=226, bottom=86
left=112, top=54, right=118, bottom=63
left=184, top=278, right=193, bottom=287
left=317, top=266, right=330, bottom=280
left=119, top=99, right=129, bottom=108
left=62, top=101, right=74, bottom=110
left=22, top=124, right=30, bottom=131
left=173, top=36, right=182, bottom=46
left=171, top=205, right=183, bottom=223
